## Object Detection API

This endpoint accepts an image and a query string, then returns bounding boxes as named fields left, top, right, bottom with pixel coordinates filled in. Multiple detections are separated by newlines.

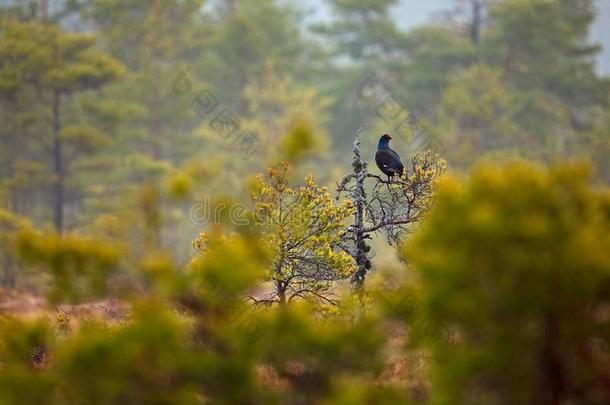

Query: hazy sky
left=303, top=0, right=610, bottom=76
left=590, top=0, right=610, bottom=75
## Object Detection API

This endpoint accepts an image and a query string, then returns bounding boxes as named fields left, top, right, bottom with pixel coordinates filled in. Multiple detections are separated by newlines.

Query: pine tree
left=0, top=20, right=123, bottom=232
left=407, top=162, right=610, bottom=403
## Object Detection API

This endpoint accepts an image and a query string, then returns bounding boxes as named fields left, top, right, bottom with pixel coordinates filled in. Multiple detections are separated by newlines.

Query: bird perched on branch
left=375, top=133, right=404, bottom=180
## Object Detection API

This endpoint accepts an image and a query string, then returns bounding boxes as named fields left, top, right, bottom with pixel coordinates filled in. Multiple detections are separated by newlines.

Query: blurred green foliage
left=15, top=230, right=123, bottom=303
left=0, top=160, right=608, bottom=403
left=407, top=162, right=610, bottom=404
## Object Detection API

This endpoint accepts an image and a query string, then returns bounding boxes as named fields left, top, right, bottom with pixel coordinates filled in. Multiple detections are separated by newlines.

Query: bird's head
left=378, top=133, right=392, bottom=149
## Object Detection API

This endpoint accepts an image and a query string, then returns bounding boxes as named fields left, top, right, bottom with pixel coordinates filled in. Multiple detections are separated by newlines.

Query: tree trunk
left=347, top=127, right=371, bottom=293
left=40, top=0, right=49, bottom=20
left=539, top=312, right=565, bottom=405
left=147, top=0, right=164, bottom=161
left=52, top=91, right=64, bottom=233
left=277, top=282, right=286, bottom=306
left=470, top=0, right=481, bottom=45
left=275, top=255, right=287, bottom=306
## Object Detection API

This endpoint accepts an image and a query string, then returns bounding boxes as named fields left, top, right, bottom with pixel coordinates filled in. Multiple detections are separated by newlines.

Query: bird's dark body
left=375, top=134, right=404, bottom=179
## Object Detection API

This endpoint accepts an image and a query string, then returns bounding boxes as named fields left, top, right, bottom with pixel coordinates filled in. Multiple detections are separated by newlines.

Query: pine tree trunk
left=278, top=285, right=286, bottom=306
left=147, top=0, right=164, bottom=161
left=539, top=312, right=565, bottom=405
left=275, top=255, right=287, bottom=306
left=52, top=91, right=64, bottom=233
left=40, top=0, right=49, bottom=20
left=347, top=127, right=371, bottom=293
left=470, top=0, right=481, bottom=45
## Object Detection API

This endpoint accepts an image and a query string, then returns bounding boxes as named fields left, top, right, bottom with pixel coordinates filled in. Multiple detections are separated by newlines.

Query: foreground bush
left=407, top=162, right=610, bottom=404
left=1, top=162, right=609, bottom=404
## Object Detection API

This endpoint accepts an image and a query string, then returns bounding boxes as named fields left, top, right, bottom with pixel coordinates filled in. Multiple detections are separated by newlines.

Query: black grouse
left=375, top=133, right=404, bottom=180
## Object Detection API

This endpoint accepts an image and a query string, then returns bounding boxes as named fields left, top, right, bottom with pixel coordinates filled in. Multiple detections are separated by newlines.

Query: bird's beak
left=388, top=135, right=392, bottom=139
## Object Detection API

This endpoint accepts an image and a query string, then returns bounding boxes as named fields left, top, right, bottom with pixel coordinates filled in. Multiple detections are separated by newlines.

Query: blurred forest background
left=0, top=0, right=610, bottom=403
